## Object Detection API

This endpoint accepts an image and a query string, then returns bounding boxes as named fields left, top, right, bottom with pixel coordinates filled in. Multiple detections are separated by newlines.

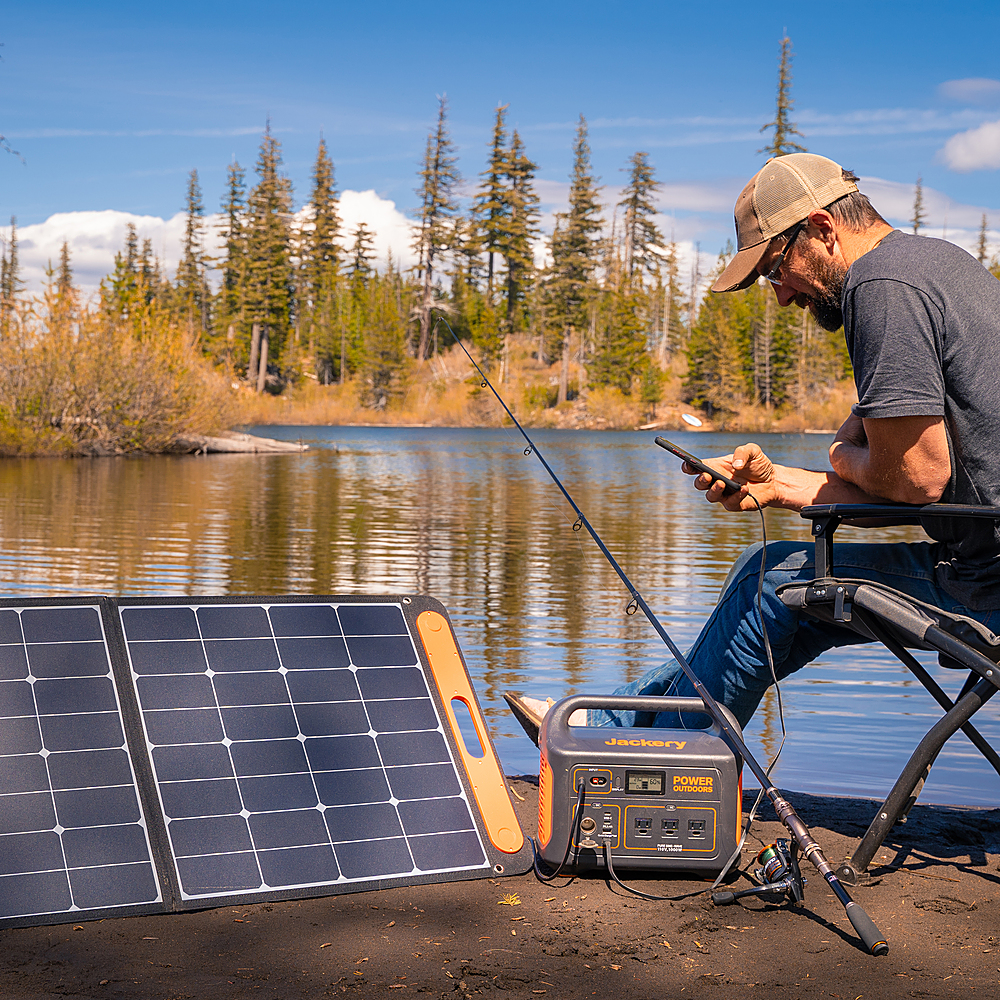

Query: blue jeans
left=589, top=539, right=1000, bottom=730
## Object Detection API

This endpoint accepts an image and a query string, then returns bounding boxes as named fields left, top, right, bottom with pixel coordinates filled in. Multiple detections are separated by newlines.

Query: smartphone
left=654, top=436, right=743, bottom=495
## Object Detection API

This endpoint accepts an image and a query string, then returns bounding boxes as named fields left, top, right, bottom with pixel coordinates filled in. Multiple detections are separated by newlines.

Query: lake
left=1, top=425, right=997, bottom=807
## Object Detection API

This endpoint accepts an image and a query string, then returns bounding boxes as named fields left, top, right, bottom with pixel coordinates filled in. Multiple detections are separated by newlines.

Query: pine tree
left=588, top=286, right=654, bottom=396
left=301, top=138, right=341, bottom=307
left=546, top=116, right=604, bottom=403
left=976, top=213, right=989, bottom=264
left=218, top=160, right=248, bottom=363
left=499, top=129, right=540, bottom=330
left=413, top=96, right=461, bottom=360
left=618, top=152, right=663, bottom=283
left=245, top=122, right=294, bottom=389
left=911, top=176, right=926, bottom=235
left=348, top=223, right=376, bottom=282
left=57, top=241, right=74, bottom=302
left=175, top=169, right=208, bottom=339
left=474, top=104, right=510, bottom=304
left=0, top=217, right=22, bottom=336
left=759, top=35, right=807, bottom=158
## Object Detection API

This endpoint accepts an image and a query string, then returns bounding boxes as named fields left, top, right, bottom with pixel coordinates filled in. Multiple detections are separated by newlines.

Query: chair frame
left=781, top=503, right=1000, bottom=885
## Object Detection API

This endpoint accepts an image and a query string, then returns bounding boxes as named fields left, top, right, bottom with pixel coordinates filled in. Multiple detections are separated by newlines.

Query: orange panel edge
left=415, top=610, right=524, bottom=855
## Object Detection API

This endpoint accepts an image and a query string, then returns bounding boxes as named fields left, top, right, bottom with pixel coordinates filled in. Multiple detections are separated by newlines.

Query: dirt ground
left=2, top=778, right=998, bottom=999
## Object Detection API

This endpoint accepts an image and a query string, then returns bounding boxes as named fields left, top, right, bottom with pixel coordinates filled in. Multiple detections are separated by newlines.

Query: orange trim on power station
left=538, top=754, right=553, bottom=848
left=416, top=610, right=524, bottom=855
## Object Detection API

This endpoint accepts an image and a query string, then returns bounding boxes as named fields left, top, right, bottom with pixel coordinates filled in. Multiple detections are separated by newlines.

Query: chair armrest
left=799, top=504, right=1000, bottom=579
left=801, top=503, right=1000, bottom=522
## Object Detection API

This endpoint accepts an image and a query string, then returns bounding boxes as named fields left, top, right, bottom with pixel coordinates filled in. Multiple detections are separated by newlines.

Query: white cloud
left=336, top=190, right=417, bottom=269
left=4, top=191, right=418, bottom=295
left=938, top=78, right=1000, bottom=106
left=940, top=119, right=1000, bottom=171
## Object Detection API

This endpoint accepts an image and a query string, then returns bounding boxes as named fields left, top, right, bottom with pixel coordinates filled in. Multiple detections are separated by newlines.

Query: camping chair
left=777, top=503, right=1000, bottom=885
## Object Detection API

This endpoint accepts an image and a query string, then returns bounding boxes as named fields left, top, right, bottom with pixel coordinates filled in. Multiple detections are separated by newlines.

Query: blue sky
left=3, top=1, right=1000, bottom=290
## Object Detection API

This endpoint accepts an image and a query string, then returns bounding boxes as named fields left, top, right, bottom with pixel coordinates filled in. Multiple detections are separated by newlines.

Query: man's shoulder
left=847, top=230, right=988, bottom=290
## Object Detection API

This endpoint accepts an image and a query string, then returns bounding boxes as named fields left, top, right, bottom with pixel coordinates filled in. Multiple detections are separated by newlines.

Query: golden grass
left=240, top=340, right=856, bottom=436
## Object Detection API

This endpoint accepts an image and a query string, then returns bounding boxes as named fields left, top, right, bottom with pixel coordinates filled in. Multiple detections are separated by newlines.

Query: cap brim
left=711, top=241, right=768, bottom=293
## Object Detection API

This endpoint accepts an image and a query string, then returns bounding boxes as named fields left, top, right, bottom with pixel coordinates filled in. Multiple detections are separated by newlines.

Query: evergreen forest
left=1, top=38, right=998, bottom=455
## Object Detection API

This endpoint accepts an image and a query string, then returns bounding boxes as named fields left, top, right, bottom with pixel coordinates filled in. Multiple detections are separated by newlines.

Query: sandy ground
left=2, top=779, right=998, bottom=999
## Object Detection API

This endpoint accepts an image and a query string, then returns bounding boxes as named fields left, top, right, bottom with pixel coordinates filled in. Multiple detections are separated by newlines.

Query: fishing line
left=431, top=313, right=889, bottom=956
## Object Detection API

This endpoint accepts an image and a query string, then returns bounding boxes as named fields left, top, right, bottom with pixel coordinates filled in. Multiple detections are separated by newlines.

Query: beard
left=797, top=249, right=848, bottom=331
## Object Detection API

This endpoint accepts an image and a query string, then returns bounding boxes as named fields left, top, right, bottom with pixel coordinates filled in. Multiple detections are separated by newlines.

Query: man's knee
left=721, top=540, right=812, bottom=595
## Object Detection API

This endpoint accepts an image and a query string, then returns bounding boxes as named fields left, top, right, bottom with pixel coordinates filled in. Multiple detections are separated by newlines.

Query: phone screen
left=653, top=436, right=743, bottom=495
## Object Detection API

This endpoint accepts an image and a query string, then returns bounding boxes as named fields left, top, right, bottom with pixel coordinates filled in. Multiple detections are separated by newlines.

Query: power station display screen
left=625, top=770, right=665, bottom=794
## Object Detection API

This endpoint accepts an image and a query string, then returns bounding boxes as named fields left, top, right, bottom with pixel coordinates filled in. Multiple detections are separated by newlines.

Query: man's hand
left=683, top=443, right=779, bottom=511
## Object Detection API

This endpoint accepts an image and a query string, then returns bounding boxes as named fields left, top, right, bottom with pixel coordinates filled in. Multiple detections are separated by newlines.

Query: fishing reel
left=711, top=839, right=805, bottom=907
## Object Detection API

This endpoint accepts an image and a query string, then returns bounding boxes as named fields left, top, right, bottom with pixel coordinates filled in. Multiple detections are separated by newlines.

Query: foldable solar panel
left=0, top=595, right=529, bottom=928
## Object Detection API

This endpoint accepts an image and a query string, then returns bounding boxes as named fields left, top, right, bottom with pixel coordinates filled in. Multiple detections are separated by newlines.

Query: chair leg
left=836, top=677, right=997, bottom=884
left=853, top=610, right=1000, bottom=778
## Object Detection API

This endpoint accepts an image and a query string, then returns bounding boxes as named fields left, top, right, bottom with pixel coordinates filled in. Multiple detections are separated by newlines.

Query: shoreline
left=3, top=781, right=996, bottom=998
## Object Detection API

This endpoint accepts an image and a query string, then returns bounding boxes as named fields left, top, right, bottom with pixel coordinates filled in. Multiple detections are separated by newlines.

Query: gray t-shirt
left=842, top=230, right=1000, bottom=610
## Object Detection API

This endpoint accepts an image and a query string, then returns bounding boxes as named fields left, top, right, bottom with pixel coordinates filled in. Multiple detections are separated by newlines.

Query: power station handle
left=545, top=695, right=742, bottom=743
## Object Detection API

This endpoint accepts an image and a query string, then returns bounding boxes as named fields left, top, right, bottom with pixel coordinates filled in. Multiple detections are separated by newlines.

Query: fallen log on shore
left=169, top=431, right=308, bottom=454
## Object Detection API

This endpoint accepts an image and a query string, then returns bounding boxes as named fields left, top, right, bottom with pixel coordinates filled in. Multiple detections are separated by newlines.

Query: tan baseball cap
left=712, top=153, right=858, bottom=293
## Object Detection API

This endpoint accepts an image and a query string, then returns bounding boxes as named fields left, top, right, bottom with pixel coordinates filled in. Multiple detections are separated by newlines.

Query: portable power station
left=538, top=696, right=743, bottom=872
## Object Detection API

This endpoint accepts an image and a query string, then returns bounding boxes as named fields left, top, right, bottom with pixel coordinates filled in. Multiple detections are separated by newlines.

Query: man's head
left=712, top=153, right=889, bottom=330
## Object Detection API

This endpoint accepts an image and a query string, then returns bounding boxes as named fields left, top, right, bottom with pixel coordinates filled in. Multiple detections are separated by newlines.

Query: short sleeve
left=845, top=278, right=946, bottom=420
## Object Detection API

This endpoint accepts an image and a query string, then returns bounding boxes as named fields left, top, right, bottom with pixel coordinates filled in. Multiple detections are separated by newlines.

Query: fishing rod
left=433, top=314, right=889, bottom=957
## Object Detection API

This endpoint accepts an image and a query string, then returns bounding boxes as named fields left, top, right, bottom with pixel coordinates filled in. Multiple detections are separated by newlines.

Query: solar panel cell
left=54, top=785, right=141, bottom=828
left=26, top=642, right=110, bottom=678
left=0, top=871, right=72, bottom=918
left=128, top=640, right=208, bottom=675
left=322, top=802, right=403, bottom=842
left=0, top=610, right=24, bottom=644
left=68, top=862, right=159, bottom=910
left=40, top=712, right=127, bottom=753
left=0, top=793, right=56, bottom=836
left=305, top=734, right=381, bottom=771
left=283, top=669, right=359, bottom=703
left=314, top=768, right=390, bottom=806
left=356, top=666, right=430, bottom=700
left=258, top=844, right=340, bottom=886
left=159, top=778, right=243, bottom=819
left=204, top=638, right=281, bottom=672
left=268, top=605, right=343, bottom=637
left=135, top=674, right=216, bottom=710
left=333, top=837, right=412, bottom=879
left=198, top=605, right=270, bottom=639
left=142, top=707, right=224, bottom=745
left=275, top=637, right=351, bottom=670
left=386, top=763, right=461, bottom=800
left=376, top=730, right=451, bottom=767
left=120, top=606, right=200, bottom=641
left=229, top=739, right=309, bottom=777
left=0, top=644, right=28, bottom=679
left=175, top=852, right=262, bottom=895
left=409, top=830, right=485, bottom=871
left=336, top=605, right=407, bottom=636
left=0, top=716, right=42, bottom=753
left=365, top=698, right=438, bottom=733
left=345, top=636, right=417, bottom=667
left=295, top=701, right=369, bottom=736
left=21, top=607, right=103, bottom=643
left=239, top=773, right=318, bottom=812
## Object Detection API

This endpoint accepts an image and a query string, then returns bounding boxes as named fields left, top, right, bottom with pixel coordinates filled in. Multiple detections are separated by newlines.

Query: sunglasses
left=763, top=221, right=805, bottom=286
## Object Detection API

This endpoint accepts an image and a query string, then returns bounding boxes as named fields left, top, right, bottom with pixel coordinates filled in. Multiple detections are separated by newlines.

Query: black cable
left=602, top=842, right=707, bottom=902
left=530, top=782, right=586, bottom=882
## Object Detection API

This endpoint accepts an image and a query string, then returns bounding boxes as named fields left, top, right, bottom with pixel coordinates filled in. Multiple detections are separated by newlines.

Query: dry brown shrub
left=0, top=300, right=237, bottom=456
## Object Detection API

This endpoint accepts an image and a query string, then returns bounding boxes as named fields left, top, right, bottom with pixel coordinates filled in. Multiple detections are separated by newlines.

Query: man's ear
left=806, top=209, right=838, bottom=253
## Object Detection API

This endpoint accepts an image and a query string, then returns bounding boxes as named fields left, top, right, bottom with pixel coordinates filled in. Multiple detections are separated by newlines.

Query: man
left=586, top=152, right=1000, bottom=730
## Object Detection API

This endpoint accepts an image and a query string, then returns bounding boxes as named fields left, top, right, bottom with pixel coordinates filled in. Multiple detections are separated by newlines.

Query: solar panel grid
left=0, top=605, right=160, bottom=920
left=120, top=601, right=488, bottom=901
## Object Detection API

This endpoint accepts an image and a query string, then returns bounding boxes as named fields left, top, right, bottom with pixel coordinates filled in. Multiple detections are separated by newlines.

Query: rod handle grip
left=846, top=901, right=889, bottom=956
left=711, top=891, right=737, bottom=906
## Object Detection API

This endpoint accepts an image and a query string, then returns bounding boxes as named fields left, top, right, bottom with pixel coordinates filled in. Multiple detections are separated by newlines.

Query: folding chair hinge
left=833, top=585, right=852, bottom=622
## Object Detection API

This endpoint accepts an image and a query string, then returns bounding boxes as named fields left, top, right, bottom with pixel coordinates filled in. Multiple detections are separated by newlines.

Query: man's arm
left=688, top=413, right=951, bottom=512
left=828, top=413, right=950, bottom=504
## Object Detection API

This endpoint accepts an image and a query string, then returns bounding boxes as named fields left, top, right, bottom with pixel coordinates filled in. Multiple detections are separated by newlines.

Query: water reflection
left=0, top=427, right=996, bottom=807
